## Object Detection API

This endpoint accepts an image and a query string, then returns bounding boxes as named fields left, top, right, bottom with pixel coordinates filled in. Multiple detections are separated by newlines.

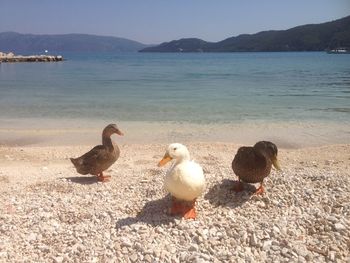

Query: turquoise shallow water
left=0, top=52, right=349, bottom=123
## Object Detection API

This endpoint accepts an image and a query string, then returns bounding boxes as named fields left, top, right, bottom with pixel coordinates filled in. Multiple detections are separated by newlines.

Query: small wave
left=326, top=108, right=350, bottom=113
left=310, top=108, right=350, bottom=113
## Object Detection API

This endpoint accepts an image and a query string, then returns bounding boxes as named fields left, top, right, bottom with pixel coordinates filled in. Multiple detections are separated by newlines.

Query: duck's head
left=254, top=141, right=281, bottom=170
left=103, top=123, right=124, bottom=137
left=158, top=143, right=190, bottom=167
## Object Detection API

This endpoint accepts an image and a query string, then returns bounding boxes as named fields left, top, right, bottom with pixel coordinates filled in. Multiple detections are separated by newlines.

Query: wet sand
left=0, top=118, right=349, bottom=148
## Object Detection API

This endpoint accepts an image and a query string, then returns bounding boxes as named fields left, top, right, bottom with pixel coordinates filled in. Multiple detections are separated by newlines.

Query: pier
left=0, top=52, right=63, bottom=62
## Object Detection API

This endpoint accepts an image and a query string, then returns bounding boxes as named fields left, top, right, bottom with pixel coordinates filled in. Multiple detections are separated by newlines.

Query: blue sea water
left=0, top=52, right=349, bottom=124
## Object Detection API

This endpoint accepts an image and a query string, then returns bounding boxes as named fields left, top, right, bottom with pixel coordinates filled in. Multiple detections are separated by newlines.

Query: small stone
left=295, top=247, right=308, bottom=257
left=271, top=245, right=280, bottom=251
left=325, top=160, right=334, bottom=165
left=121, top=239, right=133, bottom=247
left=194, top=235, right=204, bottom=243
left=189, top=244, right=199, bottom=252
left=334, top=223, right=346, bottom=231
left=273, top=226, right=280, bottom=235
left=53, top=256, right=64, bottom=263
left=202, top=229, right=209, bottom=236
left=27, top=233, right=37, bottom=242
left=144, top=255, right=153, bottom=263
left=38, top=245, right=50, bottom=253
left=323, top=206, right=332, bottom=213
left=294, top=207, right=302, bottom=215
left=305, top=189, right=313, bottom=195
left=245, top=256, right=254, bottom=263
left=281, top=248, right=289, bottom=257
left=328, top=251, right=336, bottom=261
left=272, top=200, right=279, bottom=206
left=132, top=242, right=141, bottom=251
left=143, top=254, right=154, bottom=263
left=256, top=201, right=266, bottom=208
left=250, top=234, right=258, bottom=247
left=262, top=240, right=272, bottom=251
left=298, top=256, right=306, bottom=263
left=327, top=216, right=338, bottom=223
left=129, top=253, right=138, bottom=262
left=271, top=240, right=279, bottom=246
left=200, top=253, right=211, bottom=260
left=305, top=253, right=313, bottom=261
left=179, top=252, right=188, bottom=261
left=166, top=245, right=176, bottom=254
left=153, top=249, right=161, bottom=258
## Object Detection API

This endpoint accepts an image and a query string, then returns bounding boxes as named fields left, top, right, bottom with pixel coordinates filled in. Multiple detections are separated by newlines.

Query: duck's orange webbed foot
left=97, top=173, right=111, bottom=182
left=183, top=199, right=197, bottom=219
left=255, top=184, right=264, bottom=195
left=169, top=198, right=197, bottom=219
left=183, top=206, right=197, bottom=219
left=233, top=180, right=244, bottom=192
left=169, top=197, right=183, bottom=216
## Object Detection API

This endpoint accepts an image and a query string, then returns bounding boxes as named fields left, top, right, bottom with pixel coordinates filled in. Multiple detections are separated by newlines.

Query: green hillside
left=140, top=15, right=350, bottom=52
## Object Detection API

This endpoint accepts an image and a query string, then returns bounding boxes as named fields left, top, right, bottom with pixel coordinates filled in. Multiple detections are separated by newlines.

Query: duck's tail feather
left=70, top=157, right=89, bottom=175
left=70, top=157, right=77, bottom=166
left=70, top=157, right=82, bottom=169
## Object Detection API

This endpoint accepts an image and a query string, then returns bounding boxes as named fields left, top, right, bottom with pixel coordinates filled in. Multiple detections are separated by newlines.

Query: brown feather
left=70, top=124, right=122, bottom=176
left=232, top=142, right=277, bottom=184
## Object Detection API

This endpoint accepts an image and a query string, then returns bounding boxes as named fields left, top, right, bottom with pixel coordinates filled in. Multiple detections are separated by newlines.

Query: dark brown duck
left=232, top=141, right=281, bottom=194
left=70, top=124, right=124, bottom=182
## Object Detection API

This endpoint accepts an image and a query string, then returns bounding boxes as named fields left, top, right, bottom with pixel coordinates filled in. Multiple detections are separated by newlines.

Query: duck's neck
left=255, top=148, right=269, bottom=162
left=102, top=133, right=114, bottom=150
left=174, top=152, right=191, bottom=165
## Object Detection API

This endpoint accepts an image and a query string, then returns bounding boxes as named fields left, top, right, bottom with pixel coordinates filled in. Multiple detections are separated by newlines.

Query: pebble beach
left=0, top=141, right=349, bottom=262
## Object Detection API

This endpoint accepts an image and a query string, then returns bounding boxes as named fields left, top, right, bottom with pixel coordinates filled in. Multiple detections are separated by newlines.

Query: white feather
left=162, top=143, right=206, bottom=201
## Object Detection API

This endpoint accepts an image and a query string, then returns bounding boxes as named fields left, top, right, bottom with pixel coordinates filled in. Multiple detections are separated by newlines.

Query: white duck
left=158, top=143, right=206, bottom=219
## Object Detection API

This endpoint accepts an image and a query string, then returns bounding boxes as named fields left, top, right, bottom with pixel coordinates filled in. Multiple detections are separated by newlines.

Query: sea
left=0, top=52, right=349, bottom=146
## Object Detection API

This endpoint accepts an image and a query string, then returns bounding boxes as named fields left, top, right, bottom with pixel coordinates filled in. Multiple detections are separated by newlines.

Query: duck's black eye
left=267, top=145, right=277, bottom=157
left=173, top=147, right=177, bottom=151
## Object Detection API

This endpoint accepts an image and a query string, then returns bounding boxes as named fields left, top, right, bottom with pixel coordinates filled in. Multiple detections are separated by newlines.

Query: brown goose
left=70, top=124, right=124, bottom=182
left=232, top=141, right=280, bottom=194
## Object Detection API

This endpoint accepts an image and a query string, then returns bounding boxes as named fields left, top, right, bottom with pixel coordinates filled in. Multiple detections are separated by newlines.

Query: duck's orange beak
left=272, top=156, right=281, bottom=171
left=116, top=129, right=124, bottom=136
left=158, top=153, right=172, bottom=167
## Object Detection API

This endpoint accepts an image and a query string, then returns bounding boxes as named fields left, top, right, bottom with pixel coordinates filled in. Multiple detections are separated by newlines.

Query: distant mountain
left=140, top=15, right=350, bottom=52
left=142, top=38, right=212, bottom=52
left=0, top=32, right=148, bottom=53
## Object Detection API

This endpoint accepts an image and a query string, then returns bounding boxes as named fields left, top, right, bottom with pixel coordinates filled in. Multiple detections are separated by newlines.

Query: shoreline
left=0, top=118, right=349, bottom=148
left=0, top=143, right=349, bottom=190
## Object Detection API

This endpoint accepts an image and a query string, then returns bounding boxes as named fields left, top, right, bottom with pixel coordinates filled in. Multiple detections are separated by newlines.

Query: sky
left=0, top=0, right=349, bottom=44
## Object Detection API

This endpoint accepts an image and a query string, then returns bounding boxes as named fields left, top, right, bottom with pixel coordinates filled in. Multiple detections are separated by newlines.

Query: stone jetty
left=0, top=52, right=63, bottom=62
